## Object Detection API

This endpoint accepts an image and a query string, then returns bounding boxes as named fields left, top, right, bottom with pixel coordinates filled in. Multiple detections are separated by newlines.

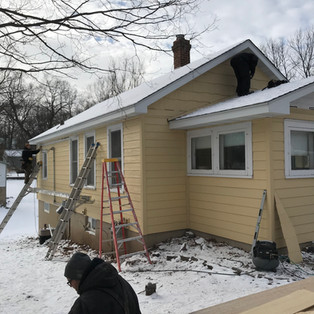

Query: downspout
left=49, top=147, right=56, bottom=203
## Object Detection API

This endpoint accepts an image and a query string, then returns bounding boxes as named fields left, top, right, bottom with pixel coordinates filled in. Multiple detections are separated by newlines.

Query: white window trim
left=107, top=123, right=123, bottom=171
left=187, top=122, right=252, bottom=178
left=84, top=131, right=96, bottom=188
left=42, top=150, right=48, bottom=180
left=107, top=123, right=124, bottom=191
left=284, top=119, right=314, bottom=178
left=43, top=202, right=50, bottom=214
left=69, top=137, right=79, bottom=185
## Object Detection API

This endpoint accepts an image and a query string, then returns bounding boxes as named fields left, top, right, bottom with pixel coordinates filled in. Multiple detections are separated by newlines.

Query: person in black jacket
left=230, top=53, right=258, bottom=96
left=21, top=142, right=41, bottom=184
left=64, top=252, right=141, bottom=314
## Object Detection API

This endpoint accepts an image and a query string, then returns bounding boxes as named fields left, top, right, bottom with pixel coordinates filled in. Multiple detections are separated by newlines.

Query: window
left=85, top=132, right=95, bottom=187
left=285, top=119, right=314, bottom=178
left=86, top=217, right=96, bottom=234
left=107, top=124, right=123, bottom=186
left=70, top=138, right=79, bottom=184
left=187, top=122, right=252, bottom=177
left=191, top=135, right=212, bottom=170
left=44, top=202, right=50, bottom=213
left=219, top=131, right=245, bottom=170
left=42, top=151, right=48, bottom=179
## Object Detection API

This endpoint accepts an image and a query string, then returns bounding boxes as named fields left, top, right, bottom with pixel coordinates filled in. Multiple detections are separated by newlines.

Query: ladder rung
left=113, top=208, right=133, bottom=214
left=110, top=183, right=124, bottom=187
left=117, top=236, right=142, bottom=244
left=103, top=208, right=133, bottom=215
left=114, top=222, right=138, bottom=229
left=111, top=196, right=128, bottom=201
left=107, top=170, right=119, bottom=174
left=103, top=196, right=128, bottom=205
left=120, top=250, right=146, bottom=259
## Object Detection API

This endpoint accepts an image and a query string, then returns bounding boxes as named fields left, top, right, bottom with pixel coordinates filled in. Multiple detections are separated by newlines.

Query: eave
left=169, top=77, right=314, bottom=130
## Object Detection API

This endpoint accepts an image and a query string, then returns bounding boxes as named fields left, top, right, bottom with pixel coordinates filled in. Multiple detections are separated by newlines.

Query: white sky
left=39, top=0, right=314, bottom=91
left=156, top=0, right=314, bottom=74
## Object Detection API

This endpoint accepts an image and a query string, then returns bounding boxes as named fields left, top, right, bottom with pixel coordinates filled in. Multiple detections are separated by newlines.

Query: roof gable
left=30, top=39, right=285, bottom=144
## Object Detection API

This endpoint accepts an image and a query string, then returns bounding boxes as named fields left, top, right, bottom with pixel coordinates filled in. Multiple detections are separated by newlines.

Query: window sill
left=84, top=185, right=96, bottom=190
left=187, top=173, right=253, bottom=179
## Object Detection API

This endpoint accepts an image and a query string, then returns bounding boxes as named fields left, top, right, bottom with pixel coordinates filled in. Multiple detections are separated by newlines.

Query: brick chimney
left=172, top=34, right=191, bottom=69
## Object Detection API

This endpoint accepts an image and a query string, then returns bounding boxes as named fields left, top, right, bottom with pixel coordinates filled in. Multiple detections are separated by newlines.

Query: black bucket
left=252, top=240, right=279, bottom=271
left=39, top=227, right=54, bottom=245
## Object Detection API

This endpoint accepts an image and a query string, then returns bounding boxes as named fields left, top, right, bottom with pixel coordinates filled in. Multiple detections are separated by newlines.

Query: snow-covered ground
left=1, top=178, right=314, bottom=314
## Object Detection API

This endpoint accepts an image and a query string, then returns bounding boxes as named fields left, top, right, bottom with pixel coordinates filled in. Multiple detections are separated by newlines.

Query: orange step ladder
left=100, top=158, right=151, bottom=271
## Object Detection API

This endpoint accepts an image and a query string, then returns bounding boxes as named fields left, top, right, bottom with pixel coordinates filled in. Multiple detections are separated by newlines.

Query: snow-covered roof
left=169, top=76, right=314, bottom=129
left=30, top=39, right=285, bottom=144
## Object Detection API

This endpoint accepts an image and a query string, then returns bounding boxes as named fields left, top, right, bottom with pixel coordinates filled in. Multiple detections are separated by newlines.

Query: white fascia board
left=279, top=82, right=314, bottom=105
left=169, top=101, right=290, bottom=129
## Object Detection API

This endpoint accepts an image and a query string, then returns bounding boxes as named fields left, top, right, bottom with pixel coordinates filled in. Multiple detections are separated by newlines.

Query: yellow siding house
left=30, top=37, right=314, bottom=257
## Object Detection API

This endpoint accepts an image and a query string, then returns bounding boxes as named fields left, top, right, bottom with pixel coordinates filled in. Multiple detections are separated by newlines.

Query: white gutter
left=169, top=100, right=290, bottom=129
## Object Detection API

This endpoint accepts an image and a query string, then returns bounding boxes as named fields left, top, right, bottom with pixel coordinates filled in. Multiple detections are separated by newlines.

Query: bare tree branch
left=260, top=25, right=314, bottom=80
left=0, top=0, right=212, bottom=76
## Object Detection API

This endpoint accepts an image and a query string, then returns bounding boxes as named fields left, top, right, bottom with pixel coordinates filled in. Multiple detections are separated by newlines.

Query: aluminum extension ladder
left=100, top=158, right=151, bottom=271
left=45, top=143, right=100, bottom=260
left=0, top=162, right=42, bottom=235
left=251, top=189, right=267, bottom=254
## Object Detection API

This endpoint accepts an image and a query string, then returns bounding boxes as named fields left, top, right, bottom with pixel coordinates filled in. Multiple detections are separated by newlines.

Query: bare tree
left=0, top=73, right=38, bottom=140
left=0, top=74, right=78, bottom=147
left=81, top=55, right=145, bottom=108
left=260, top=25, right=314, bottom=80
left=0, top=0, right=212, bottom=76
left=36, top=77, right=78, bottom=130
left=260, top=38, right=296, bottom=80
left=289, top=27, right=314, bottom=78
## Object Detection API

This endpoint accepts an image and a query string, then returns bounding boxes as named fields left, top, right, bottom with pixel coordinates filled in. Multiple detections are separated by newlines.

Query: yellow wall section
left=271, top=110, right=314, bottom=247
left=187, top=120, right=270, bottom=245
left=142, top=61, right=270, bottom=237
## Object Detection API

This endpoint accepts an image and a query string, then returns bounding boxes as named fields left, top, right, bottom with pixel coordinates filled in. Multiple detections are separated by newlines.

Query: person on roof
left=21, top=142, right=41, bottom=184
left=230, top=53, right=258, bottom=96
left=64, top=252, right=141, bottom=314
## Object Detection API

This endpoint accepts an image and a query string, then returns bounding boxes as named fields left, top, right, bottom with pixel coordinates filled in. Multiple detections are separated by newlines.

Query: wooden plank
left=274, top=192, right=303, bottom=263
left=194, top=277, right=314, bottom=314
left=241, top=289, right=314, bottom=314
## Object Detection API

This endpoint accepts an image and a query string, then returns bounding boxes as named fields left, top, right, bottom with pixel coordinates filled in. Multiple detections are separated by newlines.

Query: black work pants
left=24, top=163, right=33, bottom=184
left=231, top=58, right=251, bottom=96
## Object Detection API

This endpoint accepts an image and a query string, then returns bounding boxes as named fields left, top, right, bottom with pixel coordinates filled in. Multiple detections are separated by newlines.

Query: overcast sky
left=71, top=0, right=314, bottom=91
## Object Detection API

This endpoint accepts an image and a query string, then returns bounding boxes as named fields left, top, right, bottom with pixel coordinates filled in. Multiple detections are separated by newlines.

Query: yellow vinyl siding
left=187, top=119, right=270, bottom=245
left=123, top=118, right=143, bottom=225
left=270, top=110, right=314, bottom=247
left=142, top=61, right=269, bottom=236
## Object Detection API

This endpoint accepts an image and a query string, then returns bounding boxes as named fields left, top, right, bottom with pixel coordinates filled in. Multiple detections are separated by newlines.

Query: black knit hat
left=64, top=252, right=91, bottom=280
